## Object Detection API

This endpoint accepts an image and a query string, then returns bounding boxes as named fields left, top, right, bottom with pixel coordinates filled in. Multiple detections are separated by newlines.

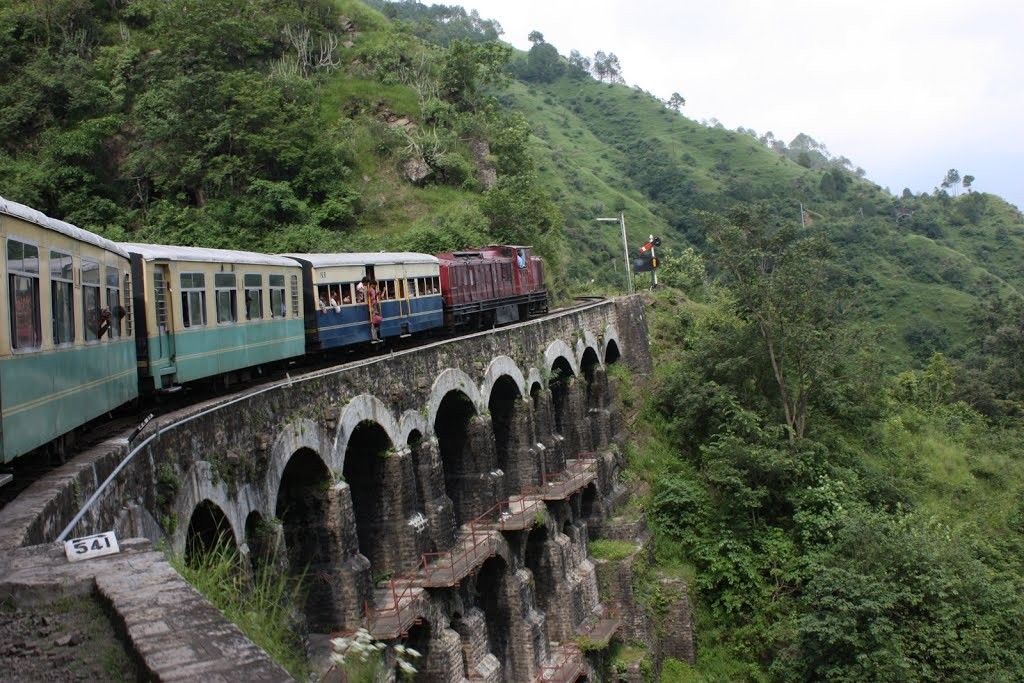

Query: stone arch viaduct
left=2, top=296, right=653, bottom=682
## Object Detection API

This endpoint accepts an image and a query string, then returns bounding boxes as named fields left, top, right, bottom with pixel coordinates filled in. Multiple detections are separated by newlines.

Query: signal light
left=653, top=236, right=662, bottom=247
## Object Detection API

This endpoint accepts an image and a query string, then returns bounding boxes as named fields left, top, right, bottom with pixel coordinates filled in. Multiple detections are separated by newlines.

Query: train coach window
left=290, top=275, right=299, bottom=317
left=269, top=274, right=286, bottom=318
left=215, top=273, right=237, bottom=324
left=180, top=272, right=207, bottom=328
left=50, top=250, right=74, bottom=345
left=244, top=274, right=263, bottom=320
left=384, top=280, right=396, bottom=300
left=82, top=258, right=102, bottom=342
left=106, top=266, right=121, bottom=338
left=123, top=273, right=133, bottom=336
left=8, top=239, right=41, bottom=350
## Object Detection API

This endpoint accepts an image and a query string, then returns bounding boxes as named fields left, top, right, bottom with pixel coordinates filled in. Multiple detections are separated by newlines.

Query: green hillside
left=4, top=1, right=1024, bottom=679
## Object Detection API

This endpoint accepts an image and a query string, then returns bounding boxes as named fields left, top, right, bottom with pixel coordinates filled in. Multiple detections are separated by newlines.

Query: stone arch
left=172, top=460, right=243, bottom=553
left=434, top=385, right=486, bottom=523
left=575, top=329, right=604, bottom=372
left=244, top=510, right=278, bottom=575
left=480, top=355, right=527, bottom=406
left=526, top=368, right=545, bottom=394
left=335, top=395, right=402, bottom=471
left=185, top=499, right=236, bottom=566
left=397, top=409, right=429, bottom=450
left=488, top=373, right=525, bottom=493
left=427, top=368, right=483, bottom=429
left=543, top=340, right=579, bottom=382
left=342, top=419, right=396, bottom=572
left=602, top=324, right=622, bottom=363
left=275, top=447, right=339, bottom=630
left=265, top=417, right=330, bottom=509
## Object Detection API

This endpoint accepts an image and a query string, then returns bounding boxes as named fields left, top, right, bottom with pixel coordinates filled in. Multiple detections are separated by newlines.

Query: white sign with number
left=64, top=531, right=120, bottom=562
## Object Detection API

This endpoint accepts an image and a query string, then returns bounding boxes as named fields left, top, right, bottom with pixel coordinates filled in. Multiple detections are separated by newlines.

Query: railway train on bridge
left=0, top=195, right=548, bottom=465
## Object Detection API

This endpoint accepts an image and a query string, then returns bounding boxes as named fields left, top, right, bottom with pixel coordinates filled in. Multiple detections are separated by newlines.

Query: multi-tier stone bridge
left=0, top=296, right=677, bottom=682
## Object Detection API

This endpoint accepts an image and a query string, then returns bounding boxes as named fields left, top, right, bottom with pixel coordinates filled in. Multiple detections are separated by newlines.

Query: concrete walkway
left=0, top=538, right=292, bottom=682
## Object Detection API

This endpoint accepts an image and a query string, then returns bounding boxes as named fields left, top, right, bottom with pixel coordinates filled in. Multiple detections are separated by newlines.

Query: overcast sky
left=455, top=0, right=1024, bottom=210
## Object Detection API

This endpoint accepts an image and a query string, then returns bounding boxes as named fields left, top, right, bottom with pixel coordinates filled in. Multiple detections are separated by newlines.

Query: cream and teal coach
left=124, top=244, right=305, bottom=391
left=0, top=196, right=137, bottom=463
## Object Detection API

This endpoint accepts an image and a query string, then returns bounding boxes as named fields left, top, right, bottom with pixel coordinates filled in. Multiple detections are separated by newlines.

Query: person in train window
left=318, top=292, right=327, bottom=312
left=368, top=280, right=382, bottom=341
left=329, top=289, right=340, bottom=312
left=95, top=306, right=126, bottom=338
left=517, top=249, right=527, bottom=269
left=357, top=276, right=368, bottom=303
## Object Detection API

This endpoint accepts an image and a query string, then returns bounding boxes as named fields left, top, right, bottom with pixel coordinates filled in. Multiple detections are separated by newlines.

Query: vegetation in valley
left=4, top=0, right=1024, bottom=680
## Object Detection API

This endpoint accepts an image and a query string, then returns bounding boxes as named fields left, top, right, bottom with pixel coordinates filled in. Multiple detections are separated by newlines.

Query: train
left=0, top=195, right=547, bottom=465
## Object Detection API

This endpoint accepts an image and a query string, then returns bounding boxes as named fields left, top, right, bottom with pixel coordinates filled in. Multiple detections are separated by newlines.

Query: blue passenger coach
left=283, top=252, right=443, bottom=351
left=0, top=196, right=138, bottom=463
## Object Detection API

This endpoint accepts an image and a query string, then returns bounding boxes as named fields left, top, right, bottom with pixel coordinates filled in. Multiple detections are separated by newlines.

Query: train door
left=152, top=264, right=174, bottom=364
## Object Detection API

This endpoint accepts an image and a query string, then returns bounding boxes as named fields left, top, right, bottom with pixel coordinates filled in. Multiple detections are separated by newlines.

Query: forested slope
left=4, top=1, right=1024, bottom=680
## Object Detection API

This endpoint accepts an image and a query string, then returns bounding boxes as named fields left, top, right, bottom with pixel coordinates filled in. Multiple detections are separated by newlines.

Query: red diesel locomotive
left=435, top=245, right=548, bottom=328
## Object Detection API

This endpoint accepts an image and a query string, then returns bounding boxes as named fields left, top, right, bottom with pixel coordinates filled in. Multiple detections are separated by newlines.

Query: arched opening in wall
left=403, top=620, right=433, bottom=681
left=343, top=420, right=392, bottom=571
left=549, top=356, right=574, bottom=436
left=244, top=511, right=275, bottom=575
left=488, top=375, right=521, bottom=488
left=605, top=339, right=621, bottom=365
left=185, top=499, right=236, bottom=567
left=407, top=429, right=429, bottom=522
left=434, top=390, right=477, bottom=523
left=580, top=483, right=599, bottom=522
left=580, top=347, right=601, bottom=408
left=472, top=555, right=512, bottom=671
left=530, top=381, right=543, bottom=413
left=275, top=447, right=335, bottom=628
left=524, top=525, right=554, bottom=614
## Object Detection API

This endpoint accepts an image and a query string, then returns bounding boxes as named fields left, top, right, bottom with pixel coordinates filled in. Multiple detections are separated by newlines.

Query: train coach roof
left=0, top=195, right=131, bottom=259
left=280, top=252, right=439, bottom=267
left=120, top=243, right=301, bottom=268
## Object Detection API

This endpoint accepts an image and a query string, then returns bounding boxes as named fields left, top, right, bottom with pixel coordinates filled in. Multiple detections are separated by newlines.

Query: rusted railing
left=537, top=643, right=584, bottom=682
left=471, top=494, right=544, bottom=532
left=364, top=578, right=422, bottom=638
left=419, top=524, right=495, bottom=586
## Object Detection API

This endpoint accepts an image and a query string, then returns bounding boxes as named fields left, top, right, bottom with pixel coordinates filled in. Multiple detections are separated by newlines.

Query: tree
left=527, top=30, right=544, bottom=45
left=438, top=39, right=512, bottom=111
left=704, top=204, right=850, bottom=442
left=962, top=174, right=975, bottom=192
left=567, top=49, right=590, bottom=77
left=943, top=168, right=961, bottom=196
left=523, top=41, right=563, bottom=83
left=591, top=50, right=608, bottom=81
left=667, top=92, right=686, bottom=112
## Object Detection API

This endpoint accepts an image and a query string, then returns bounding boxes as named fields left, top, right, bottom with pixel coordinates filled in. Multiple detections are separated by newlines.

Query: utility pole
left=596, top=212, right=633, bottom=294
left=649, top=233, right=658, bottom=288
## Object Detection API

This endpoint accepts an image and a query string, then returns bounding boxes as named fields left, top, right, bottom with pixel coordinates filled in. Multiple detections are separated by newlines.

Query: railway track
left=0, top=296, right=607, bottom=511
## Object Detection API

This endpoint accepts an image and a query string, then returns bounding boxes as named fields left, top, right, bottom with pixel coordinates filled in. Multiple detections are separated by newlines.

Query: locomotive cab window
left=269, top=274, right=286, bottom=318
left=215, top=273, right=237, bottom=324
left=106, top=266, right=122, bottom=338
left=82, top=258, right=102, bottom=342
left=50, top=250, right=74, bottom=346
left=180, top=272, right=207, bottom=328
left=8, top=238, right=41, bottom=350
left=244, top=274, right=263, bottom=320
